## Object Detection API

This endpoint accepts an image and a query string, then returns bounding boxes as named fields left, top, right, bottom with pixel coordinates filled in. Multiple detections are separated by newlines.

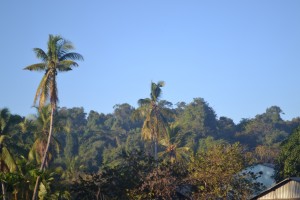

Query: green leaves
left=56, top=61, right=78, bottom=71
left=176, top=98, right=217, bottom=138
left=1, top=147, right=17, bottom=172
left=0, top=108, right=17, bottom=173
left=34, top=74, right=50, bottom=109
left=24, top=35, right=83, bottom=199
left=0, top=108, right=10, bottom=134
left=23, top=63, right=47, bottom=71
left=60, top=52, right=84, bottom=61
left=150, top=81, right=164, bottom=102
left=187, top=143, right=254, bottom=199
left=275, top=127, right=300, bottom=182
left=138, top=81, right=170, bottom=160
left=137, top=98, right=151, bottom=107
left=33, top=48, right=48, bottom=62
left=24, top=34, right=83, bottom=110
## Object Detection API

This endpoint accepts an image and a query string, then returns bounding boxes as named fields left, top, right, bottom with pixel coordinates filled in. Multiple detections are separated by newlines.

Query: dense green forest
left=1, top=100, right=300, bottom=199
left=1, top=35, right=300, bottom=199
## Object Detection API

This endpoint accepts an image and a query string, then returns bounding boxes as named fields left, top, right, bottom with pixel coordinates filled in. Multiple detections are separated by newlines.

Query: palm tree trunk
left=32, top=177, right=40, bottom=200
left=32, top=107, right=54, bottom=200
left=1, top=182, right=6, bottom=200
left=154, top=140, right=158, bottom=161
left=96, top=187, right=100, bottom=200
left=0, top=159, right=6, bottom=200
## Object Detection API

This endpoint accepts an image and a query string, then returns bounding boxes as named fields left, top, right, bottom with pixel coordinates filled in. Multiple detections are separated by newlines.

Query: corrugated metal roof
left=251, top=177, right=300, bottom=200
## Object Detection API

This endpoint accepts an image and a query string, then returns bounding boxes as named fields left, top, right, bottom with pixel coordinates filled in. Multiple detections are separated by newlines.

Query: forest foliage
left=1, top=99, right=300, bottom=199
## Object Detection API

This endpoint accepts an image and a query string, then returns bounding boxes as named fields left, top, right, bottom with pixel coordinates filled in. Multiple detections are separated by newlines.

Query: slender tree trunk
left=1, top=182, right=6, bottom=200
left=0, top=159, right=6, bottom=200
left=154, top=140, right=158, bottom=161
left=32, top=177, right=40, bottom=200
left=96, top=187, right=100, bottom=200
left=32, top=107, right=54, bottom=200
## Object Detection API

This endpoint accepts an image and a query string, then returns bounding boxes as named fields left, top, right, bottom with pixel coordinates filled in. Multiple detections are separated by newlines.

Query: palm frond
left=0, top=108, right=10, bottom=119
left=142, top=108, right=169, bottom=142
left=158, top=151, right=168, bottom=158
left=57, top=39, right=74, bottom=60
left=33, top=48, right=48, bottom=62
left=36, top=105, right=51, bottom=131
left=156, top=121, right=169, bottom=140
left=0, top=135, right=6, bottom=145
left=159, top=138, right=170, bottom=147
left=51, top=135, right=61, bottom=154
left=150, top=82, right=158, bottom=101
left=0, top=108, right=10, bottom=134
left=154, top=86, right=162, bottom=101
left=141, top=117, right=153, bottom=141
left=29, top=138, right=49, bottom=164
left=151, top=81, right=165, bottom=102
left=38, top=182, right=47, bottom=199
left=60, top=52, right=84, bottom=61
left=138, top=98, right=151, bottom=107
left=62, top=42, right=74, bottom=51
left=56, top=61, right=79, bottom=71
left=1, top=147, right=17, bottom=172
left=23, top=63, right=46, bottom=71
left=157, top=81, right=165, bottom=87
left=48, top=34, right=62, bottom=45
left=39, top=77, right=50, bottom=109
left=48, top=35, right=63, bottom=62
left=59, top=38, right=74, bottom=51
left=34, top=75, right=49, bottom=109
left=19, top=118, right=34, bottom=133
left=28, top=147, right=36, bottom=162
left=167, top=123, right=183, bottom=144
left=175, top=147, right=191, bottom=162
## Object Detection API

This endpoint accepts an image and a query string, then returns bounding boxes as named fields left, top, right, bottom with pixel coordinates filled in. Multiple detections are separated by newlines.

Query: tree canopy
left=274, top=127, right=300, bottom=182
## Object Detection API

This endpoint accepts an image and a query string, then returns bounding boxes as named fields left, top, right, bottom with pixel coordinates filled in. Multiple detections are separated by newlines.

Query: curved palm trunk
left=32, top=107, right=54, bottom=200
left=32, top=176, right=40, bottom=200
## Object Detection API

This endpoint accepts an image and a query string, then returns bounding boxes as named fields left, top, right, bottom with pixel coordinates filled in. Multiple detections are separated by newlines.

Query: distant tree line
left=1, top=99, right=300, bottom=199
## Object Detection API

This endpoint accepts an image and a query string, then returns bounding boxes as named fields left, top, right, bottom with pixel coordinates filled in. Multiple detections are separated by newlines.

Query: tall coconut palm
left=137, top=81, right=169, bottom=160
left=24, top=34, right=83, bottom=200
left=0, top=108, right=17, bottom=200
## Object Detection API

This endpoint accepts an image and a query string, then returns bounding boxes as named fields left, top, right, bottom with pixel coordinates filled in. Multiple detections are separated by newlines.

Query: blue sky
left=1, top=1, right=299, bottom=123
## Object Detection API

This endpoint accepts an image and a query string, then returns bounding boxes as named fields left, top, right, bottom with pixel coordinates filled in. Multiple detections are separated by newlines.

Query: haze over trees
left=0, top=34, right=299, bottom=199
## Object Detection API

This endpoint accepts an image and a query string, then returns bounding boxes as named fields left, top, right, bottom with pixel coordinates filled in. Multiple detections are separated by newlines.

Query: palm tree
left=24, top=34, right=83, bottom=200
left=0, top=108, right=17, bottom=200
left=159, top=123, right=190, bottom=164
left=137, top=81, right=169, bottom=160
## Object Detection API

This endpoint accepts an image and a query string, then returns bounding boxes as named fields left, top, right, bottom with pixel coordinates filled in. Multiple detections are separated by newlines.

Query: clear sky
left=1, top=1, right=299, bottom=123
